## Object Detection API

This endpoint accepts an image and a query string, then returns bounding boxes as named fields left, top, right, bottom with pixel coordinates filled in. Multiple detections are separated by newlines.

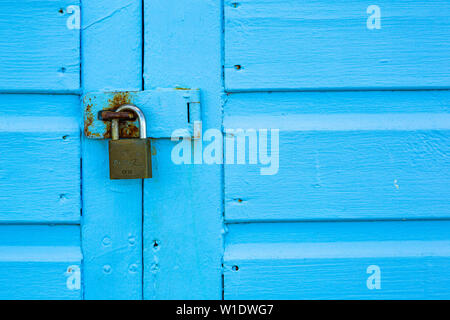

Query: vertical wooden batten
left=81, top=0, right=143, bottom=299
left=142, top=0, right=224, bottom=299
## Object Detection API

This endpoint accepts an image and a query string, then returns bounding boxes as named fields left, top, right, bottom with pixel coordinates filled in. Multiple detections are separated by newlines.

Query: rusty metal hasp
left=83, top=88, right=201, bottom=139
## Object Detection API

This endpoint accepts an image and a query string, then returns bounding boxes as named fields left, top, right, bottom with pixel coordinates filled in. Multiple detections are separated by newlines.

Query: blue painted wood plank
left=143, top=0, right=224, bottom=299
left=224, top=91, right=450, bottom=221
left=226, top=129, right=450, bottom=221
left=224, top=0, right=450, bottom=91
left=224, top=221, right=450, bottom=299
left=0, top=225, right=82, bottom=300
left=224, top=91, right=450, bottom=115
left=81, top=0, right=143, bottom=299
left=227, top=221, right=450, bottom=244
left=0, top=0, right=80, bottom=92
left=0, top=94, right=80, bottom=223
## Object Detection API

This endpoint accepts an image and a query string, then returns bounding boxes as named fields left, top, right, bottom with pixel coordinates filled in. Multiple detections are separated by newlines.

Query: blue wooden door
left=1, top=0, right=449, bottom=300
left=81, top=0, right=144, bottom=300
left=142, top=0, right=450, bottom=299
left=0, top=0, right=144, bottom=299
left=0, top=0, right=221, bottom=300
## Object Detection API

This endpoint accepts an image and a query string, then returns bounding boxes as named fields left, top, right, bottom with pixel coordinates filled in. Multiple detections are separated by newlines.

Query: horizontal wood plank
left=0, top=225, right=82, bottom=300
left=0, top=94, right=80, bottom=223
left=224, top=0, right=450, bottom=91
left=224, top=221, right=450, bottom=299
left=0, top=0, right=80, bottom=92
left=224, top=91, right=450, bottom=221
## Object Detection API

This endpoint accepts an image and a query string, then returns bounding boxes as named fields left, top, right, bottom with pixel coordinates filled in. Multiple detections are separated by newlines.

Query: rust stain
left=174, top=87, right=191, bottom=90
left=84, top=103, right=94, bottom=137
left=105, top=92, right=139, bottom=139
left=119, top=123, right=140, bottom=139
left=120, top=123, right=139, bottom=138
left=103, top=121, right=112, bottom=139
left=107, top=92, right=132, bottom=110
left=84, top=99, right=102, bottom=138
left=85, top=92, right=140, bottom=139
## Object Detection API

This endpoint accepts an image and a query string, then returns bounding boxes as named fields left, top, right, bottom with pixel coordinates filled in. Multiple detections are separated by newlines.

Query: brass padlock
left=108, top=104, right=152, bottom=179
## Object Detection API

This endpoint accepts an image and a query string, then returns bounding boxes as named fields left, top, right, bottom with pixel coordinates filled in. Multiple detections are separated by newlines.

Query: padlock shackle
left=111, top=104, right=147, bottom=140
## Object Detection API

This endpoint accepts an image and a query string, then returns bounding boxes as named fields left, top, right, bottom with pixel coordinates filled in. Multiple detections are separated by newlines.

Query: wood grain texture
left=81, top=0, right=143, bottom=299
left=224, top=91, right=450, bottom=221
left=224, top=221, right=450, bottom=299
left=0, top=225, right=82, bottom=300
left=0, top=0, right=80, bottom=92
left=0, top=94, right=80, bottom=223
left=143, top=0, right=224, bottom=299
left=224, top=0, right=450, bottom=91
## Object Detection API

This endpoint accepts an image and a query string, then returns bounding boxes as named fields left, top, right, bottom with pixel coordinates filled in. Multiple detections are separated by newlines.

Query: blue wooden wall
left=0, top=0, right=81, bottom=299
left=1, top=0, right=449, bottom=300
left=224, top=0, right=450, bottom=90
left=223, top=0, right=450, bottom=299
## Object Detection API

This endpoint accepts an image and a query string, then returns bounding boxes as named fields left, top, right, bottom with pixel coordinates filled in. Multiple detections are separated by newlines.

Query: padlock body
left=109, top=138, right=152, bottom=179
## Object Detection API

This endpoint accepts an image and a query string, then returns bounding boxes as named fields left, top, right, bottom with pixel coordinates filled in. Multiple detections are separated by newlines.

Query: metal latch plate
left=83, top=88, right=201, bottom=139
